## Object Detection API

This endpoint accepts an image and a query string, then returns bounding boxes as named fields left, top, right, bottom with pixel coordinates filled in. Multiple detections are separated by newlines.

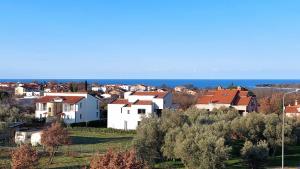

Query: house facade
left=107, top=91, right=172, bottom=130
left=35, top=92, right=100, bottom=124
left=285, top=100, right=300, bottom=118
left=195, top=87, right=258, bottom=116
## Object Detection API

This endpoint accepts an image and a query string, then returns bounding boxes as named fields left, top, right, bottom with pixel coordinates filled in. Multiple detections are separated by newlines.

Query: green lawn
left=0, top=127, right=135, bottom=169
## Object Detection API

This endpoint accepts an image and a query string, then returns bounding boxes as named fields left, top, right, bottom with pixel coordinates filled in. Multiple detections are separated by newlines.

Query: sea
left=1, top=79, right=300, bottom=89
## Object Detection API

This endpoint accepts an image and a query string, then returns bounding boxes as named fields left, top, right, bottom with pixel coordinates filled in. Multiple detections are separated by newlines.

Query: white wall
left=195, top=103, right=232, bottom=111
left=107, top=103, right=153, bottom=130
left=107, top=104, right=124, bottom=129
left=35, top=93, right=101, bottom=124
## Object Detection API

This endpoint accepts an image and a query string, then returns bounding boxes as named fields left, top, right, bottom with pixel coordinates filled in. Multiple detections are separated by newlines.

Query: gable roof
left=197, top=89, right=252, bottom=106
left=131, top=91, right=168, bottom=98
left=285, top=105, right=300, bottom=113
left=111, top=99, right=130, bottom=105
left=36, top=96, right=84, bottom=104
left=134, top=100, right=153, bottom=105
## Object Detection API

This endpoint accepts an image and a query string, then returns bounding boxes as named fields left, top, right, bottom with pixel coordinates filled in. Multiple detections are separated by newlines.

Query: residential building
left=118, top=85, right=131, bottom=91
left=91, top=86, right=107, bottom=92
left=15, top=83, right=41, bottom=96
left=195, top=86, right=258, bottom=116
left=174, top=86, right=186, bottom=92
left=130, top=84, right=147, bottom=92
left=15, top=130, right=41, bottom=146
left=285, top=100, right=300, bottom=118
left=107, top=91, right=172, bottom=130
left=35, top=92, right=101, bottom=124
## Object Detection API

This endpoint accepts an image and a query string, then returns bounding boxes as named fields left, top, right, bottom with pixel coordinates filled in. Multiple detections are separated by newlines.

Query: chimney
left=295, top=100, right=298, bottom=106
left=217, top=86, right=222, bottom=90
left=237, top=86, right=242, bottom=90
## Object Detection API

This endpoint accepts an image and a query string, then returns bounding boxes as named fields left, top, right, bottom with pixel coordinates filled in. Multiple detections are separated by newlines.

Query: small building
left=130, top=84, right=147, bottom=92
left=174, top=86, right=186, bottom=92
left=35, top=92, right=101, bottom=124
left=15, top=130, right=42, bottom=146
left=285, top=100, right=300, bottom=118
left=107, top=91, right=172, bottom=130
left=15, top=83, right=41, bottom=96
left=118, top=85, right=131, bottom=91
left=195, top=86, right=258, bottom=116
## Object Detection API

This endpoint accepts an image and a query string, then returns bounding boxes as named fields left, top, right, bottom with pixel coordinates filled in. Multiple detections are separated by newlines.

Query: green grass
left=0, top=127, right=135, bottom=169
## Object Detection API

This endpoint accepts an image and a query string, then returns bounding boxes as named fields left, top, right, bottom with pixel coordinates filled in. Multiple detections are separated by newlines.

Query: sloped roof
left=36, top=96, right=84, bottom=104
left=197, top=89, right=252, bottom=106
left=285, top=105, right=300, bottom=113
left=111, top=99, right=130, bottom=104
left=131, top=91, right=168, bottom=98
left=134, top=100, right=153, bottom=105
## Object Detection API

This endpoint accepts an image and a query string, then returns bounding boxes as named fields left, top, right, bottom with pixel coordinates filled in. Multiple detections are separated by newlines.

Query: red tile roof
left=197, top=89, right=252, bottom=106
left=235, top=96, right=252, bottom=106
left=285, top=105, right=300, bottom=113
left=111, top=99, right=130, bottom=104
left=131, top=91, right=168, bottom=98
left=36, top=96, right=84, bottom=104
left=134, top=100, right=153, bottom=105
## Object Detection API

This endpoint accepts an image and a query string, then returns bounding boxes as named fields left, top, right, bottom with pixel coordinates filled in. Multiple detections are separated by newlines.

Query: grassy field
left=0, top=127, right=299, bottom=169
left=0, top=127, right=135, bottom=169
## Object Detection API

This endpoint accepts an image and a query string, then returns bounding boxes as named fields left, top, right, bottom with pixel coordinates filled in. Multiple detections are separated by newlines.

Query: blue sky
left=0, top=0, right=300, bottom=79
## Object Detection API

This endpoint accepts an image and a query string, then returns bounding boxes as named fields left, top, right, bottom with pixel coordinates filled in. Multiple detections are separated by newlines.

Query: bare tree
left=90, top=149, right=146, bottom=169
left=11, top=144, right=39, bottom=169
left=41, top=122, right=70, bottom=164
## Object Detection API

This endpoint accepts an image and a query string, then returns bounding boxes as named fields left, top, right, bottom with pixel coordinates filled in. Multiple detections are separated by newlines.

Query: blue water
left=1, top=79, right=300, bottom=89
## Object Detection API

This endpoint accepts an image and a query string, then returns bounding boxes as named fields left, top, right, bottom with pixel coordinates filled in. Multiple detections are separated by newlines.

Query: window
left=138, top=121, right=141, bottom=126
left=48, top=107, right=52, bottom=113
left=80, top=114, right=82, bottom=119
left=127, top=110, right=130, bottom=114
left=96, top=112, right=99, bottom=117
left=96, top=101, right=99, bottom=109
left=79, top=103, right=82, bottom=109
left=138, top=109, right=146, bottom=114
left=70, top=104, right=75, bottom=111
left=43, top=103, right=47, bottom=111
left=64, top=104, right=74, bottom=112
left=64, top=104, right=68, bottom=112
left=40, top=114, right=42, bottom=119
left=36, top=103, right=40, bottom=110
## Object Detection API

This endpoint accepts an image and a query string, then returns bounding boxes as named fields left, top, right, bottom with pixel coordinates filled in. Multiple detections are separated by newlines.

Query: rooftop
left=35, top=96, right=85, bottom=104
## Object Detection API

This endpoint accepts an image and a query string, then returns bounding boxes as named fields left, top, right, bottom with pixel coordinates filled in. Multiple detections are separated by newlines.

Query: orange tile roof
left=134, top=100, right=153, bottom=105
left=36, top=96, right=84, bottom=104
left=131, top=91, right=168, bottom=98
left=235, top=96, right=252, bottom=106
left=111, top=99, right=130, bottom=104
left=285, top=105, right=300, bottom=113
left=197, top=89, right=252, bottom=106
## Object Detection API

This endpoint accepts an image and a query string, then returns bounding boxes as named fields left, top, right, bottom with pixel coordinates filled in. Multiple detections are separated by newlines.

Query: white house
left=35, top=92, right=101, bottom=124
left=130, top=84, right=147, bottom=92
left=285, top=100, right=300, bottom=118
left=15, top=83, right=41, bottom=96
left=92, top=86, right=107, bottom=92
left=15, top=130, right=42, bottom=146
left=107, top=91, right=172, bottom=130
left=195, top=87, right=258, bottom=116
left=118, top=85, right=131, bottom=91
